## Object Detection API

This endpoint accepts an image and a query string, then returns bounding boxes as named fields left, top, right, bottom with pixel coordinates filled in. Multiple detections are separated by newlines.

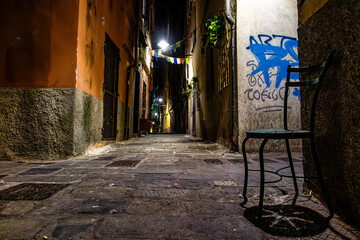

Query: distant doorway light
left=158, top=40, right=169, bottom=50
left=158, top=98, right=163, bottom=103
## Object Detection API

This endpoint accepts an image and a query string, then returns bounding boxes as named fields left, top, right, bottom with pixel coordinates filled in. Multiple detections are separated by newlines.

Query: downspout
left=125, top=0, right=140, bottom=139
left=225, top=0, right=238, bottom=151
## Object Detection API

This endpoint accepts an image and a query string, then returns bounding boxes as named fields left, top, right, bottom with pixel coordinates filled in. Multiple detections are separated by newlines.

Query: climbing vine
left=205, top=14, right=227, bottom=49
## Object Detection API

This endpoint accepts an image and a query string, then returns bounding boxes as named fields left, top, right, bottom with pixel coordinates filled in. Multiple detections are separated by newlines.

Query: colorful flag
left=158, top=49, right=162, bottom=56
left=170, top=57, right=174, bottom=64
left=176, top=41, right=181, bottom=48
left=186, top=58, right=189, bottom=64
left=167, top=56, right=171, bottom=62
left=174, top=58, right=178, bottom=64
left=177, top=58, right=181, bottom=64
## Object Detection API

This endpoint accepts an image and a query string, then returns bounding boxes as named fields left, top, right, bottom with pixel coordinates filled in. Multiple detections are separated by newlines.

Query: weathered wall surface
left=116, top=102, right=126, bottom=141
left=298, top=0, right=360, bottom=225
left=0, top=1, right=80, bottom=161
left=236, top=0, right=300, bottom=151
left=0, top=89, right=74, bottom=160
left=0, top=0, right=137, bottom=160
left=77, top=0, right=136, bottom=100
left=73, top=89, right=103, bottom=155
left=0, top=88, right=103, bottom=160
left=77, top=0, right=137, bottom=141
left=0, top=0, right=79, bottom=88
left=186, top=0, right=233, bottom=146
left=298, top=0, right=328, bottom=24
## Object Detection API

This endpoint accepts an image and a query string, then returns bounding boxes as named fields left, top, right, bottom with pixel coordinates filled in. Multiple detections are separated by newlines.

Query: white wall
left=236, top=0, right=300, bottom=151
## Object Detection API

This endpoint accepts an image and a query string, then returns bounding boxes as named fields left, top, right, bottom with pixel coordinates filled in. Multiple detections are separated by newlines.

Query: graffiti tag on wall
left=244, top=34, right=301, bottom=104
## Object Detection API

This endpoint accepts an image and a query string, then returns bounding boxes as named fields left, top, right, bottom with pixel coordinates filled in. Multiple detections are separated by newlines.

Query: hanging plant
left=183, top=76, right=199, bottom=98
left=191, top=76, right=198, bottom=90
left=205, top=14, right=227, bottom=49
left=185, top=84, right=192, bottom=97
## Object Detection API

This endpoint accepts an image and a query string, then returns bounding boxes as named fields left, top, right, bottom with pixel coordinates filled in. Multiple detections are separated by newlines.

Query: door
left=133, top=71, right=140, bottom=135
left=103, top=33, right=120, bottom=140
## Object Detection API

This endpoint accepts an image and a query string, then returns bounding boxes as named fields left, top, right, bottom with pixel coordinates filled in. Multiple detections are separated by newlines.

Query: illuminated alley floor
left=0, top=134, right=358, bottom=239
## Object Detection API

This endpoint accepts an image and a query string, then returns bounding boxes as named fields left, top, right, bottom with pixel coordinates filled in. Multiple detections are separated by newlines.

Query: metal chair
left=241, top=50, right=335, bottom=219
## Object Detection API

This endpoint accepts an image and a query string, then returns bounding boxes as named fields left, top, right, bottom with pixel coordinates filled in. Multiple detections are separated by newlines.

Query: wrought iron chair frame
left=241, top=50, right=335, bottom=219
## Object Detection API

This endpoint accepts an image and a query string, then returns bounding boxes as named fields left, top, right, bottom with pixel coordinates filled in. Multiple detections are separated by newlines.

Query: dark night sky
left=153, top=0, right=186, bottom=55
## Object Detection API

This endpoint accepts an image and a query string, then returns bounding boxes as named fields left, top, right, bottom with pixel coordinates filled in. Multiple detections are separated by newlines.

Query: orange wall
left=77, top=0, right=136, bottom=101
left=0, top=0, right=79, bottom=88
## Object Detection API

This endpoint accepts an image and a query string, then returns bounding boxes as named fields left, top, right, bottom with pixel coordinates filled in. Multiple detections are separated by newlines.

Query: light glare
left=158, top=40, right=169, bottom=50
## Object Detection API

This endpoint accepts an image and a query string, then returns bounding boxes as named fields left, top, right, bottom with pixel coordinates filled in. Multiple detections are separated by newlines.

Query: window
left=218, top=21, right=231, bottom=91
left=218, top=46, right=230, bottom=91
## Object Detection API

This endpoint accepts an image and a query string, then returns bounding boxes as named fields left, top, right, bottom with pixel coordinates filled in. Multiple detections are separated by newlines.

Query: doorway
left=133, top=71, right=140, bottom=135
left=103, top=33, right=120, bottom=140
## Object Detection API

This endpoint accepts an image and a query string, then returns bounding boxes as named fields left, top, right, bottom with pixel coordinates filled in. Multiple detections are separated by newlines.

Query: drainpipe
left=125, top=0, right=140, bottom=139
left=225, top=0, right=238, bottom=151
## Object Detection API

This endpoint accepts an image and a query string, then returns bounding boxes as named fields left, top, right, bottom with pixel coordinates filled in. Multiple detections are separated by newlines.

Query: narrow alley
left=0, top=0, right=359, bottom=238
left=0, top=134, right=358, bottom=239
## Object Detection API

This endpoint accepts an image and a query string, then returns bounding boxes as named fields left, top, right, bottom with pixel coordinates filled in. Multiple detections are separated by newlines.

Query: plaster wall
left=73, top=89, right=103, bottom=155
left=116, top=101, right=126, bottom=141
left=236, top=0, right=301, bottom=151
left=298, top=0, right=328, bottom=24
left=0, top=0, right=79, bottom=88
left=139, top=69, right=150, bottom=119
left=298, top=0, right=360, bottom=225
left=162, top=68, right=171, bottom=133
left=186, top=0, right=233, bottom=146
left=77, top=0, right=137, bottom=141
left=77, top=0, right=136, bottom=101
left=0, top=0, right=137, bottom=160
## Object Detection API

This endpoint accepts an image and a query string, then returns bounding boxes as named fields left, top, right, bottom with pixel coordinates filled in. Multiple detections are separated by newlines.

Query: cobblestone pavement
left=0, top=134, right=358, bottom=239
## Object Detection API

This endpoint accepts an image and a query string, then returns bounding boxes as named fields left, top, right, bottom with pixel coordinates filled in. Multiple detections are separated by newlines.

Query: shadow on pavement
left=244, top=205, right=329, bottom=237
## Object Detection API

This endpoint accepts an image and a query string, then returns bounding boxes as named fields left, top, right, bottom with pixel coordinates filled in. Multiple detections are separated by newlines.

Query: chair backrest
left=284, top=49, right=335, bottom=132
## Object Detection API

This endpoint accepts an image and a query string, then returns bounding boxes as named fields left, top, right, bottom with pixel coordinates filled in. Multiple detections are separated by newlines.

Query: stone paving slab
left=0, top=134, right=358, bottom=239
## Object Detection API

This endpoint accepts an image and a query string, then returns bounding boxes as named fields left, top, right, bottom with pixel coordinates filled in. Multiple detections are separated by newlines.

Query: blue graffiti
left=247, top=34, right=299, bottom=89
left=292, top=88, right=301, bottom=100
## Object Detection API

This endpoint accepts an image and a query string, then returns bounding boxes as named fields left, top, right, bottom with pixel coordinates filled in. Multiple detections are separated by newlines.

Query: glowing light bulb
left=157, top=40, right=169, bottom=50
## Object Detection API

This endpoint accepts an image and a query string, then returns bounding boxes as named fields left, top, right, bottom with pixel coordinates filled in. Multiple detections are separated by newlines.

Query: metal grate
left=204, top=159, right=223, bottom=165
left=0, top=183, right=68, bottom=200
left=106, top=160, right=141, bottom=167
left=19, top=168, right=62, bottom=175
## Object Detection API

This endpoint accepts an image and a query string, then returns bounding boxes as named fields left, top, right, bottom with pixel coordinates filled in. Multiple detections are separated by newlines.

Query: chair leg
left=285, top=139, right=299, bottom=204
left=258, top=138, right=268, bottom=219
left=241, top=137, right=249, bottom=205
left=311, top=136, right=334, bottom=218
